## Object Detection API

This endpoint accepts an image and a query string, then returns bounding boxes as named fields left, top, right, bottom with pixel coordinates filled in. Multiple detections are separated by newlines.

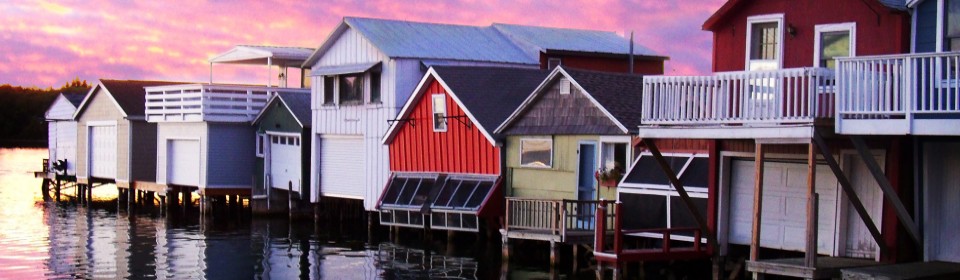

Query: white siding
left=44, top=94, right=78, bottom=120
left=53, top=121, right=78, bottom=175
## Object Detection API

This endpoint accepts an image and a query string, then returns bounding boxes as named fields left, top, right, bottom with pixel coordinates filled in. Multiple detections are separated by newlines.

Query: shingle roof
left=62, top=92, right=85, bottom=107
left=276, top=91, right=312, bottom=127
left=305, top=17, right=665, bottom=67
left=431, top=66, right=550, bottom=136
left=562, top=68, right=645, bottom=133
left=98, top=79, right=190, bottom=117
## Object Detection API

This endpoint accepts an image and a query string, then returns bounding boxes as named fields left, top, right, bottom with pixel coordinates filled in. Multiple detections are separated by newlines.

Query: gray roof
left=305, top=17, right=665, bottom=67
left=879, top=0, right=907, bottom=10
left=97, top=79, right=190, bottom=117
left=62, top=92, right=85, bottom=107
left=210, top=45, right=314, bottom=66
left=492, top=23, right=659, bottom=57
left=563, top=68, right=645, bottom=133
left=276, top=91, right=312, bottom=127
left=431, top=66, right=550, bottom=137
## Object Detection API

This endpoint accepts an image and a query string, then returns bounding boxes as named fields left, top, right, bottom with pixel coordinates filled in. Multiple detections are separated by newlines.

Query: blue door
left=578, top=143, right=597, bottom=201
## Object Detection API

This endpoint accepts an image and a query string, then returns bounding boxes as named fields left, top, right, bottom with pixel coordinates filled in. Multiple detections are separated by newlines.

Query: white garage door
left=88, top=125, right=117, bottom=179
left=320, top=136, right=364, bottom=198
left=167, top=139, right=200, bottom=186
left=924, top=142, right=960, bottom=262
left=728, top=159, right=839, bottom=255
left=269, top=134, right=301, bottom=193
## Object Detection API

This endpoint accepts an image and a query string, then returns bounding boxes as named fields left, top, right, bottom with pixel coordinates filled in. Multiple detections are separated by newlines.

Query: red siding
left=389, top=80, right=500, bottom=175
left=540, top=53, right=665, bottom=75
left=710, top=0, right=910, bottom=72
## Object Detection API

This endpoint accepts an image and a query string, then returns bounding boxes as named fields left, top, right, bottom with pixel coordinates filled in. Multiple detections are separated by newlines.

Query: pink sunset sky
left=0, top=0, right=725, bottom=87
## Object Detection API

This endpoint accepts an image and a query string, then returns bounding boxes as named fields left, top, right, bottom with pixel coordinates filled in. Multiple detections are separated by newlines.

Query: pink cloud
left=0, top=0, right=724, bottom=87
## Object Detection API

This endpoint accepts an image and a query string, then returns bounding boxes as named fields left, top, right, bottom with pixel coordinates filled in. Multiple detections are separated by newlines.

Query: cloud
left=0, top=0, right=725, bottom=87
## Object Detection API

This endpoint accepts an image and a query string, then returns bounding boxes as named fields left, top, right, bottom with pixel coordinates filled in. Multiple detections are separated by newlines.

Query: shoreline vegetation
left=0, top=79, right=90, bottom=148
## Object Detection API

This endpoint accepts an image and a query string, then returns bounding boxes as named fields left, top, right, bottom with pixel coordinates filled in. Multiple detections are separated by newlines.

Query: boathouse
left=378, top=66, right=549, bottom=233
left=74, top=79, right=186, bottom=190
left=303, top=16, right=667, bottom=215
left=492, top=66, right=649, bottom=261
left=145, top=45, right=312, bottom=210
left=634, top=0, right=913, bottom=278
left=43, top=92, right=84, bottom=178
left=251, top=91, right=312, bottom=214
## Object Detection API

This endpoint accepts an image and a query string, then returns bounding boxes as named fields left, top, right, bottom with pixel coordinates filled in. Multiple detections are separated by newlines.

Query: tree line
left=0, top=78, right=91, bottom=147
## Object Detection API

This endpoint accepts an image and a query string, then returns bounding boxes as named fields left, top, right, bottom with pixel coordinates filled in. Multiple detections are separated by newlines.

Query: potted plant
left=597, top=162, right=624, bottom=188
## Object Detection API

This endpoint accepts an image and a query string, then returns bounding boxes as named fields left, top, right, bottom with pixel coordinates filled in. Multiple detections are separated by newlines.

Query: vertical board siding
left=206, top=123, right=256, bottom=188
left=389, top=80, right=500, bottom=175
left=914, top=0, right=938, bottom=53
left=130, top=122, right=158, bottom=182
left=45, top=95, right=79, bottom=175
left=156, top=122, right=207, bottom=187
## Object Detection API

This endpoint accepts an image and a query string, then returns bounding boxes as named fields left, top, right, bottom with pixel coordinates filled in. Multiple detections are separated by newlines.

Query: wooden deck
left=747, top=257, right=880, bottom=279
left=842, top=261, right=960, bottom=280
left=502, top=228, right=594, bottom=243
left=502, top=198, right=615, bottom=244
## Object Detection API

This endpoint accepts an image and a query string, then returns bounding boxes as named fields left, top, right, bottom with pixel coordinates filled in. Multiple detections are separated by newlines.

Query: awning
left=309, top=61, right=382, bottom=76
left=378, top=172, right=499, bottom=232
left=209, top=45, right=314, bottom=67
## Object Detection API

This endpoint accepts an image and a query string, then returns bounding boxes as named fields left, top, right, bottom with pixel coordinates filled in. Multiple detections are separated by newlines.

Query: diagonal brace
left=813, top=131, right=887, bottom=257
left=849, top=136, right=922, bottom=249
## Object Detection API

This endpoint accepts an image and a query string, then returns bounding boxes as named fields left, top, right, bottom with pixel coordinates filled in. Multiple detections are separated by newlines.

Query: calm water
left=0, top=148, right=581, bottom=279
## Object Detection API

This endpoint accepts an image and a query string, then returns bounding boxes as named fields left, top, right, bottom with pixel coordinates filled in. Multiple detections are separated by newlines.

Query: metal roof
left=491, top=23, right=660, bottom=57
left=210, top=45, right=315, bottom=66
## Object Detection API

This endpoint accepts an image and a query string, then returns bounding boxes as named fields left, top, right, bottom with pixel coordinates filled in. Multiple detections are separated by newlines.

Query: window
left=370, top=71, right=381, bottom=103
left=618, top=153, right=710, bottom=242
left=750, top=22, right=779, bottom=61
left=947, top=0, right=960, bottom=51
left=600, top=142, right=629, bottom=178
left=323, top=76, right=335, bottom=105
left=814, top=23, right=854, bottom=70
left=432, top=94, right=447, bottom=132
left=338, top=74, right=363, bottom=103
left=520, top=138, right=552, bottom=168
left=255, top=133, right=265, bottom=157
left=548, top=58, right=562, bottom=69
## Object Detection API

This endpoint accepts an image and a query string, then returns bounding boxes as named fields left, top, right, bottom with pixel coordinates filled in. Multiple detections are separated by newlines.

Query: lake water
left=0, top=148, right=588, bottom=279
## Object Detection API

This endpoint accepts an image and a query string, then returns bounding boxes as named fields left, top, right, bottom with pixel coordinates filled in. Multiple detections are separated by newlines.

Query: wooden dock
left=841, top=261, right=960, bottom=280
left=747, top=257, right=880, bottom=279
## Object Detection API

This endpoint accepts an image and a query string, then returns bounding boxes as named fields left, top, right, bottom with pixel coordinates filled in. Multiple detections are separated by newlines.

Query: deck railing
left=504, top=198, right=616, bottom=237
left=144, top=84, right=309, bottom=123
left=837, top=52, right=960, bottom=123
left=642, top=67, right=835, bottom=126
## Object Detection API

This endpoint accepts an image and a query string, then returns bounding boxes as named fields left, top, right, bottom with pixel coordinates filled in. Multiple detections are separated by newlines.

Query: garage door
left=167, top=139, right=200, bottom=186
left=269, top=134, right=301, bottom=193
left=88, top=125, right=117, bottom=179
left=924, top=142, right=960, bottom=262
left=320, top=136, right=364, bottom=198
left=728, top=159, right=839, bottom=254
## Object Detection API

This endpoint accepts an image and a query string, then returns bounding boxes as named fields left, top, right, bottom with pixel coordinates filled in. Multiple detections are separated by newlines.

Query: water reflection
left=0, top=148, right=583, bottom=279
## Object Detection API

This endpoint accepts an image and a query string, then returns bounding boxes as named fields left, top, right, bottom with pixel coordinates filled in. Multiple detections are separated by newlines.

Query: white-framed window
left=600, top=141, right=630, bottom=177
left=338, top=73, right=363, bottom=104
left=256, top=133, right=266, bottom=157
left=321, top=71, right=382, bottom=105
left=548, top=57, right=562, bottom=69
left=519, top=138, right=553, bottom=168
left=559, top=78, right=571, bottom=95
left=432, top=94, right=447, bottom=132
left=813, top=23, right=856, bottom=70
left=322, top=76, right=336, bottom=105
left=745, top=14, right=784, bottom=71
left=617, top=152, right=710, bottom=242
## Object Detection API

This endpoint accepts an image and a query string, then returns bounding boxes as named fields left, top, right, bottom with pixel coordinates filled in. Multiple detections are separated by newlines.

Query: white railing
left=837, top=52, right=960, bottom=119
left=144, top=84, right=309, bottom=123
left=642, top=68, right=835, bottom=126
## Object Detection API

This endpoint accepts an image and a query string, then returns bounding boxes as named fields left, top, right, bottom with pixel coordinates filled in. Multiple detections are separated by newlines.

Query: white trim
left=813, top=22, right=857, bottom=68
left=255, top=132, right=266, bottom=158
left=617, top=185, right=710, bottom=244
left=86, top=120, right=118, bottom=126
left=912, top=7, right=918, bottom=53
left=73, top=81, right=130, bottom=119
left=617, top=152, right=710, bottom=193
left=574, top=140, right=599, bottom=200
left=266, top=131, right=301, bottom=137
left=937, top=0, right=945, bottom=52
left=319, top=134, right=363, bottom=140
left=431, top=93, right=448, bottom=132
left=321, top=193, right=365, bottom=200
left=598, top=136, right=633, bottom=178
left=745, top=14, right=785, bottom=71
left=519, top=137, right=554, bottom=169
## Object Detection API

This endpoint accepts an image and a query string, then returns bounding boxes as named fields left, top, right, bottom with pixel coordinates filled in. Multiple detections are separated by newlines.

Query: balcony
left=144, top=84, right=309, bottom=123
left=640, top=68, right=836, bottom=139
left=836, top=52, right=960, bottom=135
left=502, top=198, right=616, bottom=244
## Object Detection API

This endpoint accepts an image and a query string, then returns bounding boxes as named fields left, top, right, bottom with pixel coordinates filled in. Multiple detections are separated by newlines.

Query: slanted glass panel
left=380, top=177, right=407, bottom=205
left=432, top=213, right=446, bottom=228
left=448, top=180, right=479, bottom=208
left=623, top=156, right=689, bottom=186
left=462, top=214, right=478, bottom=230
left=411, top=178, right=436, bottom=207
left=380, top=211, right=394, bottom=224
left=679, top=157, right=709, bottom=188
left=396, top=178, right=422, bottom=205
left=465, top=181, right=493, bottom=209
left=433, top=178, right=459, bottom=207
left=620, top=193, right=667, bottom=229
left=669, top=196, right=708, bottom=229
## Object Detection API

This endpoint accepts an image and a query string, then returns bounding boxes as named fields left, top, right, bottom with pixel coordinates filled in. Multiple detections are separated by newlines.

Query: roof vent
left=559, top=78, right=571, bottom=95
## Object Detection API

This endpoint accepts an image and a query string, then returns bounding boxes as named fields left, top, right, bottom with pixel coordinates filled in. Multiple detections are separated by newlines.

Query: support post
left=41, top=179, right=50, bottom=201
left=751, top=142, right=765, bottom=265
left=804, top=142, right=818, bottom=268
left=54, top=180, right=61, bottom=202
left=849, top=136, right=922, bottom=248
left=183, top=190, right=192, bottom=215
left=549, top=240, right=559, bottom=269
left=813, top=131, right=886, bottom=256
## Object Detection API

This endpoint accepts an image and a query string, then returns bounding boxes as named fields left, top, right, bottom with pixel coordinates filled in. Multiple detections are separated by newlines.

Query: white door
left=319, top=136, right=364, bottom=198
left=167, top=139, right=200, bottom=186
left=269, top=134, right=301, bottom=193
left=840, top=154, right=884, bottom=259
left=728, top=159, right=839, bottom=255
left=924, top=142, right=960, bottom=262
left=88, top=125, right=117, bottom=179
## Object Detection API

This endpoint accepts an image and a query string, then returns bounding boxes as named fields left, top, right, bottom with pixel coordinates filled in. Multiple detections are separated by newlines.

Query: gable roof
left=703, top=0, right=907, bottom=31
left=62, top=92, right=85, bottom=107
left=253, top=91, right=312, bottom=127
left=494, top=66, right=645, bottom=135
left=74, top=79, right=190, bottom=119
left=304, top=17, right=665, bottom=67
left=381, top=66, right=549, bottom=145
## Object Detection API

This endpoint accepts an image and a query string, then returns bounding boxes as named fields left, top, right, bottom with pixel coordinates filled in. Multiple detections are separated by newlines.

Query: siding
left=130, top=122, right=157, bottom=182
left=389, top=80, right=501, bottom=175
left=49, top=121, right=78, bottom=176
left=156, top=122, right=207, bottom=187
left=206, top=123, right=256, bottom=188
left=915, top=0, right=938, bottom=53
left=45, top=95, right=77, bottom=120
left=75, top=87, right=130, bottom=182
left=540, top=53, right=664, bottom=75
left=502, top=78, right=623, bottom=135
left=254, top=101, right=306, bottom=193
left=505, top=135, right=616, bottom=200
